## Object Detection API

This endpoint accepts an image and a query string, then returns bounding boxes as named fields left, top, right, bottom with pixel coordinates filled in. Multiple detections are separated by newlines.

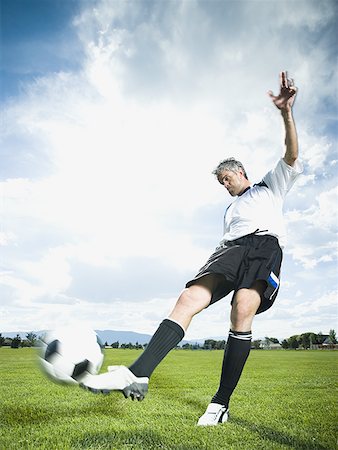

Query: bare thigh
left=169, top=274, right=223, bottom=331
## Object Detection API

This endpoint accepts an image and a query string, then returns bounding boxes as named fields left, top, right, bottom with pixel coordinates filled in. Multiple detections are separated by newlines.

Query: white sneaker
left=197, top=403, right=229, bottom=426
left=80, top=365, right=149, bottom=401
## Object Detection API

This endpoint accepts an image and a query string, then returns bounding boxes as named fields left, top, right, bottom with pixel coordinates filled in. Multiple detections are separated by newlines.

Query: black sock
left=129, top=318, right=185, bottom=378
left=212, top=330, right=252, bottom=408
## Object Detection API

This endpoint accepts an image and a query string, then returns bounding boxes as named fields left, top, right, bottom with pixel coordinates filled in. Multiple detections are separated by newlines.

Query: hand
left=268, top=71, right=297, bottom=113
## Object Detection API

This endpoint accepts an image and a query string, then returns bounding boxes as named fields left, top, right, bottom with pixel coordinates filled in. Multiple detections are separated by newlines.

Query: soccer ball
left=39, top=326, right=104, bottom=384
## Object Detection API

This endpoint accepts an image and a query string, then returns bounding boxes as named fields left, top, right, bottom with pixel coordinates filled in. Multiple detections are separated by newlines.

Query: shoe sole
left=122, top=382, right=148, bottom=401
left=80, top=381, right=148, bottom=401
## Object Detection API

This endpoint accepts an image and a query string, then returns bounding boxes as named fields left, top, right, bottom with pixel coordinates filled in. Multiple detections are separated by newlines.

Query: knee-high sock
left=129, top=318, right=185, bottom=378
left=212, top=330, right=252, bottom=408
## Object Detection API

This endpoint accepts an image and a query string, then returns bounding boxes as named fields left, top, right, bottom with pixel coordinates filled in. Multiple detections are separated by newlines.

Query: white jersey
left=220, top=158, right=303, bottom=248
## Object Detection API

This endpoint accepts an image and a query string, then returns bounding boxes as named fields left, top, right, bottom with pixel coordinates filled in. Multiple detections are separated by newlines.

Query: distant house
left=311, top=335, right=329, bottom=349
left=320, top=336, right=338, bottom=350
left=262, top=339, right=282, bottom=350
left=2, top=338, right=13, bottom=347
left=266, top=342, right=282, bottom=350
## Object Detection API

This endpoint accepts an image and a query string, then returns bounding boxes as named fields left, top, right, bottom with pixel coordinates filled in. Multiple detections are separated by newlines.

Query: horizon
left=1, top=326, right=334, bottom=344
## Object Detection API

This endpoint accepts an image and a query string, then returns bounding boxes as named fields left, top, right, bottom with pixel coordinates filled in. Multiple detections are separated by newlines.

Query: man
left=81, top=71, right=302, bottom=426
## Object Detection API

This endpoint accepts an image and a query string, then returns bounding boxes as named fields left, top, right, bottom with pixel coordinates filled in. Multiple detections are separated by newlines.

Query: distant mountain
left=1, top=329, right=152, bottom=345
left=96, top=330, right=152, bottom=345
left=1, top=329, right=226, bottom=346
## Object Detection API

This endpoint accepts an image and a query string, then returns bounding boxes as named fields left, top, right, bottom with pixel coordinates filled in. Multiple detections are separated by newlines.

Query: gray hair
left=212, top=157, right=248, bottom=181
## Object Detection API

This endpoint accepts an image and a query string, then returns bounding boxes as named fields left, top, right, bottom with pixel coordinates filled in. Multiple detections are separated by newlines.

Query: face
left=218, top=169, right=248, bottom=196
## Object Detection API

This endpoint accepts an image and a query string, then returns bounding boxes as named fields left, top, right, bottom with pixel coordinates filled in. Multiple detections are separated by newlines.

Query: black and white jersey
left=220, top=158, right=303, bottom=248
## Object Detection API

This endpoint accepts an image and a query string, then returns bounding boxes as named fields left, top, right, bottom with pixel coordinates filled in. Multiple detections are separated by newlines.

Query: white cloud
left=285, top=185, right=338, bottom=268
left=314, top=187, right=338, bottom=230
left=257, top=290, right=338, bottom=339
left=1, top=0, right=337, bottom=337
left=293, top=291, right=337, bottom=316
left=286, top=186, right=338, bottom=233
left=0, top=231, right=16, bottom=246
left=298, top=129, right=333, bottom=173
left=287, top=246, right=335, bottom=270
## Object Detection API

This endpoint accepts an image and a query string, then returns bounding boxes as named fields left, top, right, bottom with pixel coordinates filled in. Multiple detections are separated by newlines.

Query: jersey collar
left=238, top=186, right=251, bottom=196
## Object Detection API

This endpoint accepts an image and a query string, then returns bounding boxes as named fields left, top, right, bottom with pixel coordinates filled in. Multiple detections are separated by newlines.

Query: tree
left=300, top=333, right=308, bottom=349
left=26, top=332, right=37, bottom=347
left=316, top=332, right=325, bottom=344
left=0, top=333, right=5, bottom=347
left=263, top=337, right=271, bottom=349
left=203, top=339, right=217, bottom=350
left=203, top=339, right=226, bottom=350
left=215, top=340, right=226, bottom=350
left=182, top=343, right=192, bottom=350
left=281, top=339, right=289, bottom=349
left=299, top=332, right=317, bottom=349
left=252, top=339, right=262, bottom=349
left=288, top=335, right=299, bottom=349
left=328, top=329, right=337, bottom=344
left=11, top=334, right=21, bottom=349
left=111, top=341, right=119, bottom=348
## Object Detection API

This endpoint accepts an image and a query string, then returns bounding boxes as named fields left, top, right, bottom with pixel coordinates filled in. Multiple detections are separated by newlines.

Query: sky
left=1, top=0, right=337, bottom=341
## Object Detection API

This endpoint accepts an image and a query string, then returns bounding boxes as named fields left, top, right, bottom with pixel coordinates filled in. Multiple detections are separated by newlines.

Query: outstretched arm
left=268, top=71, right=299, bottom=167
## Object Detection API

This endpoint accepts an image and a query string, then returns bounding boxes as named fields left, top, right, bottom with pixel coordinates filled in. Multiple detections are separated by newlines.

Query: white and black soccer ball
left=39, top=326, right=104, bottom=384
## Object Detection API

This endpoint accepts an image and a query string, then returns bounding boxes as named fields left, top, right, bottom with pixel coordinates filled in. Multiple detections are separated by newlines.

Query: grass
left=0, top=347, right=337, bottom=449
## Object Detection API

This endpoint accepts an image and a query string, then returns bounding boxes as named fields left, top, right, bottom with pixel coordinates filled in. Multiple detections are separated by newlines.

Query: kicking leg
left=81, top=275, right=220, bottom=399
left=129, top=276, right=219, bottom=378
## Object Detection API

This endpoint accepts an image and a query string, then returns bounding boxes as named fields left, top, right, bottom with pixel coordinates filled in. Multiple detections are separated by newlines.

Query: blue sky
left=1, top=0, right=337, bottom=340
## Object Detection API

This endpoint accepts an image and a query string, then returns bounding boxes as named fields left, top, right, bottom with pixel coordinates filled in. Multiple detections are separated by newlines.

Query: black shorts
left=185, top=234, right=283, bottom=314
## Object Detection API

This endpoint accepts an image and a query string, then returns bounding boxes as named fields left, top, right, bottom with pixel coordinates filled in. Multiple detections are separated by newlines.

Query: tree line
left=0, top=332, right=38, bottom=348
left=280, top=330, right=337, bottom=349
left=177, top=330, right=337, bottom=350
left=1, top=329, right=337, bottom=350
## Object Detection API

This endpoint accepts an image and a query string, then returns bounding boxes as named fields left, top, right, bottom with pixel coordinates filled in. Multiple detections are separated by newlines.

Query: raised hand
left=268, top=71, right=297, bottom=113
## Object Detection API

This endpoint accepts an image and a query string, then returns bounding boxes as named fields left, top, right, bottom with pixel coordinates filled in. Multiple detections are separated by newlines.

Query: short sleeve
left=262, top=158, right=303, bottom=199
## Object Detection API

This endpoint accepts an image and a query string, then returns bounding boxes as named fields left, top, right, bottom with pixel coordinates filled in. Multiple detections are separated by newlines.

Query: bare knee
left=231, top=300, right=256, bottom=331
left=175, top=286, right=211, bottom=316
left=231, top=287, right=262, bottom=331
left=235, top=296, right=256, bottom=318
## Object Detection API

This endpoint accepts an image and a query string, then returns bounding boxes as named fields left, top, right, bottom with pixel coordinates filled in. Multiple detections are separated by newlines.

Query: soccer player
left=81, top=71, right=302, bottom=426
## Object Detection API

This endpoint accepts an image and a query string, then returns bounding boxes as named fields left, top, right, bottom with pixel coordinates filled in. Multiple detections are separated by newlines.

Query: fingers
left=280, top=71, right=296, bottom=92
left=267, top=89, right=276, bottom=99
left=289, top=86, right=297, bottom=96
left=286, top=75, right=297, bottom=96
left=281, top=71, right=292, bottom=88
left=280, top=71, right=287, bottom=88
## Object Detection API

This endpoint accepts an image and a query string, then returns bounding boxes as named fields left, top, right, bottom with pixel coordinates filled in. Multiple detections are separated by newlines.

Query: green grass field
left=0, top=348, right=337, bottom=450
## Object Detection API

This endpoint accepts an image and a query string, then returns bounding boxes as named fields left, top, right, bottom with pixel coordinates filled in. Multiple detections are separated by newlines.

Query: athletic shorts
left=185, top=234, right=283, bottom=314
